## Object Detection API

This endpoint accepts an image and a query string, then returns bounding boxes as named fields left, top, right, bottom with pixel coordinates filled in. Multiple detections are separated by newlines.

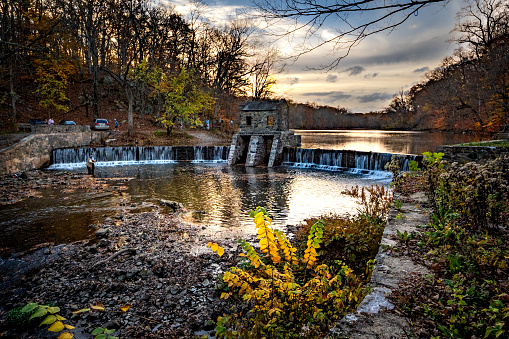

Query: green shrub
left=392, top=155, right=509, bottom=338
left=207, top=207, right=373, bottom=339
left=5, top=306, right=36, bottom=329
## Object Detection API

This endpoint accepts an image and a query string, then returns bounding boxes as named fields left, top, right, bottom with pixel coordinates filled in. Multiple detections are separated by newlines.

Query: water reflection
left=296, top=130, right=487, bottom=155
left=0, top=163, right=386, bottom=253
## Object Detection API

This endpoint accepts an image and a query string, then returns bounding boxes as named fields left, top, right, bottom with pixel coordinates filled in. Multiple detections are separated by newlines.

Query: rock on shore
left=0, top=207, right=244, bottom=338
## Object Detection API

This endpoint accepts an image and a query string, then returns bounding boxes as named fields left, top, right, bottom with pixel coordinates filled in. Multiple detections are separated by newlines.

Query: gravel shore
left=0, top=170, right=247, bottom=338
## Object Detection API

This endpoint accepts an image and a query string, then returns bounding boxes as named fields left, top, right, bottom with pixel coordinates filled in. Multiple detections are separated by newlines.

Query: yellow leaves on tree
left=34, top=55, right=77, bottom=113
left=155, top=67, right=215, bottom=135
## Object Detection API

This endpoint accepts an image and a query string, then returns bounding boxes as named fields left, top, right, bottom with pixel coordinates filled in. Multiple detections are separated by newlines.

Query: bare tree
left=53, top=0, right=110, bottom=118
left=206, top=19, right=255, bottom=126
left=255, top=0, right=449, bottom=69
left=452, top=0, right=509, bottom=126
left=452, top=0, right=508, bottom=50
left=0, top=0, right=59, bottom=120
left=249, top=47, right=285, bottom=100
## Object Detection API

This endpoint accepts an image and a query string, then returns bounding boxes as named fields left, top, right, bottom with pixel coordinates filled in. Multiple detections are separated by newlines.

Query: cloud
left=341, top=66, right=365, bottom=76
left=364, top=73, right=379, bottom=79
left=301, top=91, right=352, bottom=101
left=356, top=92, right=393, bottom=103
left=283, top=77, right=300, bottom=85
left=325, top=74, right=338, bottom=83
left=413, top=66, right=430, bottom=73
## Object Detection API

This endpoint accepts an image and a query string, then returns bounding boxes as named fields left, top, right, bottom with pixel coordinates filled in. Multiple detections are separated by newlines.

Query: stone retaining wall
left=0, top=128, right=108, bottom=175
left=31, top=125, right=91, bottom=134
left=438, top=144, right=509, bottom=164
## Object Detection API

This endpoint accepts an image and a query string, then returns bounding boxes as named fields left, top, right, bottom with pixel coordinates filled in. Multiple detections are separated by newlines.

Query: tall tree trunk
left=92, top=60, right=99, bottom=119
left=126, top=86, right=134, bottom=137
left=212, top=99, right=220, bottom=129
left=9, top=61, right=16, bottom=120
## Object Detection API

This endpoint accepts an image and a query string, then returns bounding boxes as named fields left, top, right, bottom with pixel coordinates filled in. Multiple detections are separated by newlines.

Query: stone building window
left=246, top=116, right=252, bottom=126
left=267, top=116, right=273, bottom=126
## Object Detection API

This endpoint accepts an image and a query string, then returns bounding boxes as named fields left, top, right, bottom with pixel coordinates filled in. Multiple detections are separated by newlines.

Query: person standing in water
left=86, top=154, right=96, bottom=176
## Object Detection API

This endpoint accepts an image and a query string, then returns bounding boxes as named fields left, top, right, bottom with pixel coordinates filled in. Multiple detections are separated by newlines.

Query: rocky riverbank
left=0, top=170, right=253, bottom=338
left=0, top=170, right=102, bottom=207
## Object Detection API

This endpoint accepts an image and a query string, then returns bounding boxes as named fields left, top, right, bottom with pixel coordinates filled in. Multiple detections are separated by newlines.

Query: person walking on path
left=86, top=154, right=96, bottom=176
left=114, top=119, right=118, bottom=131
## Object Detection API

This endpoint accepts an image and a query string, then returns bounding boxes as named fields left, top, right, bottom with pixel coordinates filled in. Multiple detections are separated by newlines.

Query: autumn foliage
left=207, top=197, right=390, bottom=338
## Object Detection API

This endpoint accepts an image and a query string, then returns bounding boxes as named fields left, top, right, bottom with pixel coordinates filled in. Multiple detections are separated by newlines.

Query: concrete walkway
left=329, top=192, right=430, bottom=338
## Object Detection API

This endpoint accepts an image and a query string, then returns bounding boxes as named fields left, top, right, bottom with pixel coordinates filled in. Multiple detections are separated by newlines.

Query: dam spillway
left=50, top=145, right=420, bottom=173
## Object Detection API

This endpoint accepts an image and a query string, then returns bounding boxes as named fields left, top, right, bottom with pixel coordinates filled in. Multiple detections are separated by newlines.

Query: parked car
left=29, top=119, right=47, bottom=125
left=91, top=119, right=109, bottom=130
left=59, top=120, right=76, bottom=125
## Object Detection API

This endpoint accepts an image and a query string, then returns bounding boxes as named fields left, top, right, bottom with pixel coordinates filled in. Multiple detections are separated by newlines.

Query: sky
left=168, top=0, right=465, bottom=113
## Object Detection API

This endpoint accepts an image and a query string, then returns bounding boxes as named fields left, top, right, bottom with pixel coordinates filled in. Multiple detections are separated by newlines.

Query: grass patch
left=459, top=140, right=509, bottom=147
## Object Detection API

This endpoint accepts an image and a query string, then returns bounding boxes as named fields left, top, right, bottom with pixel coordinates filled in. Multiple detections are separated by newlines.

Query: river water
left=0, top=130, right=483, bottom=254
left=297, top=129, right=487, bottom=155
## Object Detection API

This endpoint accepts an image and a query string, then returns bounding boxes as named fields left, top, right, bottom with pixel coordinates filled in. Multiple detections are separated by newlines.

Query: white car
left=92, top=119, right=109, bottom=130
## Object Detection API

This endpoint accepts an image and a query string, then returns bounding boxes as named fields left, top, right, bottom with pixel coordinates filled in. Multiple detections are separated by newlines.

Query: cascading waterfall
left=282, top=148, right=421, bottom=177
left=49, top=146, right=230, bottom=169
left=49, top=145, right=419, bottom=177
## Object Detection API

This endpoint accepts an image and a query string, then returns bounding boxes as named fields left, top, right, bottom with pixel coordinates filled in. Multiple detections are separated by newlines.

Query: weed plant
left=392, top=155, right=509, bottom=338
left=208, top=185, right=392, bottom=339
left=296, top=185, right=391, bottom=275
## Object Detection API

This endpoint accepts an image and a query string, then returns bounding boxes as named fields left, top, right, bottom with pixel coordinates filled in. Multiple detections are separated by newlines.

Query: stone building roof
left=241, top=101, right=278, bottom=111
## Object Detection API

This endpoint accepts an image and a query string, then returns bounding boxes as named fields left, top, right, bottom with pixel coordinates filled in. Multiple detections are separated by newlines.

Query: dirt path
left=185, top=130, right=229, bottom=146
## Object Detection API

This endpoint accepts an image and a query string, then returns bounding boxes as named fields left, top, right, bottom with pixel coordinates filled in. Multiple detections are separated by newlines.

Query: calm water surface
left=2, top=129, right=473, bottom=254
left=0, top=163, right=387, bottom=254
left=295, top=130, right=487, bottom=154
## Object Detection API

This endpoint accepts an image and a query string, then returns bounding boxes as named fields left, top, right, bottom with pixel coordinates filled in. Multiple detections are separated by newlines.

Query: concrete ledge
left=329, top=192, right=430, bottom=338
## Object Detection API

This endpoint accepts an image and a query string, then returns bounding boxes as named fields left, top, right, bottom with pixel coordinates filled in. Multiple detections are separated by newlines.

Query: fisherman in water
left=86, top=154, right=96, bottom=177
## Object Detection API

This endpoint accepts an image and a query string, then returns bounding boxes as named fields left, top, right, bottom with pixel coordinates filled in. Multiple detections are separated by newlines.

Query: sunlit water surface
left=3, top=129, right=481, bottom=254
left=0, top=163, right=387, bottom=253
left=296, top=130, right=487, bottom=154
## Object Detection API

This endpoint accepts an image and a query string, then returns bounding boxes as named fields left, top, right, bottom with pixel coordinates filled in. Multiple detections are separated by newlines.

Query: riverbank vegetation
left=391, top=155, right=509, bottom=337
left=206, top=185, right=392, bottom=338
left=459, top=140, right=509, bottom=147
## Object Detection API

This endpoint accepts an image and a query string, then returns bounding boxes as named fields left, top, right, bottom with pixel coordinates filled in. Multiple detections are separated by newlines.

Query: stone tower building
left=227, top=99, right=301, bottom=167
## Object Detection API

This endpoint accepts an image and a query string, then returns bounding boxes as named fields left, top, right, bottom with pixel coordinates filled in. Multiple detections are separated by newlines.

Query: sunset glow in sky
left=170, top=0, right=464, bottom=112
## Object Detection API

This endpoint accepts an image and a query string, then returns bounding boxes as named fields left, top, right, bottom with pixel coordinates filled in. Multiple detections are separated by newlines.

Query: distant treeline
left=289, top=104, right=404, bottom=130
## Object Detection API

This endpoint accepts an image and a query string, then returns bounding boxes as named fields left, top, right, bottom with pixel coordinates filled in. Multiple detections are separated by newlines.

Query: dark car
left=91, top=119, right=109, bottom=130
left=29, top=119, right=47, bottom=125
left=59, top=120, right=76, bottom=125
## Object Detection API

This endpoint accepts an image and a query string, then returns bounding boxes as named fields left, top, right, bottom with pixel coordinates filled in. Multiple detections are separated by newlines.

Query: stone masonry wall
left=0, top=130, right=101, bottom=175
left=31, top=125, right=91, bottom=134
left=438, top=145, right=509, bottom=164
